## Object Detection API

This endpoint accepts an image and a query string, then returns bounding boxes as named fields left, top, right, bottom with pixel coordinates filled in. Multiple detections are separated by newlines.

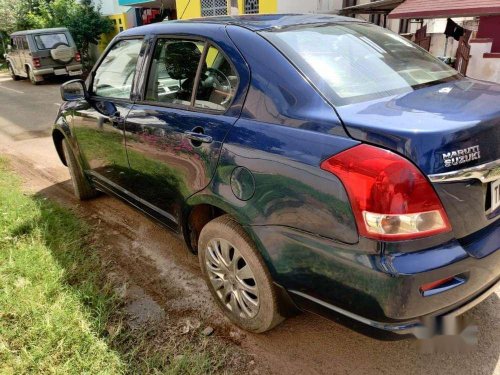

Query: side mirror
left=61, top=79, right=87, bottom=102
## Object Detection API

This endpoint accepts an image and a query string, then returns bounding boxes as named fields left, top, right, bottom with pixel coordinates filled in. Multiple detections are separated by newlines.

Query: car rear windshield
left=261, top=23, right=460, bottom=105
left=34, top=33, right=69, bottom=50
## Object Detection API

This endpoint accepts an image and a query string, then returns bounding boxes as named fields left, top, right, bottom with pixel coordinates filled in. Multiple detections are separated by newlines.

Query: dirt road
left=0, top=73, right=499, bottom=375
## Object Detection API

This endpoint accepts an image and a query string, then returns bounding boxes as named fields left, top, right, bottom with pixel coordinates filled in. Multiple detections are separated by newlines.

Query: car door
left=70, top=38, right=144, bottom=190
left=10, top=37, right=22, bottom=75
left=18, top=36, right=30, bottom=73
left=122, top=38, right=243, bottom=230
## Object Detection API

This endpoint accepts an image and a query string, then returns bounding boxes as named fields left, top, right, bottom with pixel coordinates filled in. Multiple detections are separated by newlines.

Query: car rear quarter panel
left=188, top=26, right=365, bottom=288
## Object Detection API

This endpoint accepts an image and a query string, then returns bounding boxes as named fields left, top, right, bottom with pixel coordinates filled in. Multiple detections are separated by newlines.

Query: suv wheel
left=27, top=67, right=40, bottom=85
left=62, top=139, right=98, bottom=200
left=198, top=215, right=285, bottom=333
left=8, top=63, right=20, bottom=81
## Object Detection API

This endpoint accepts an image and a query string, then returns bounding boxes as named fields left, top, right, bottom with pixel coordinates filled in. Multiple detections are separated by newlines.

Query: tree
left=0, top=0, right=49, bottom=33
left=66, top=0, right=114, bottom=66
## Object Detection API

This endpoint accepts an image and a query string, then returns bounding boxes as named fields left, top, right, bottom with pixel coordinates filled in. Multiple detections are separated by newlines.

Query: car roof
left=10, top=27, right=69, bottom=36
left=120, top=13, right=363, bottom=37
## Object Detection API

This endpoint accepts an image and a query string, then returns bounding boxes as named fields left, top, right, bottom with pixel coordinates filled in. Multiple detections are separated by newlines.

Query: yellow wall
left=98, top=13, right=129, bottom=52
left=176, top=0, right=202, bottom=19
left=258, top=0, right=278, bottom=14
left=236, top=0, right=278, bottom=15
left=176, top=0, right=278, bottom=19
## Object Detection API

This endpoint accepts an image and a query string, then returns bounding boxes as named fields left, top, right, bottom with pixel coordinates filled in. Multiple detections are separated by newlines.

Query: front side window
left=262, top=23, right=460, bottom=105
left=93, top=39, right=143, bottom=99
left=145, top=39, right=205, bottom=106
left=194, top=45, right=238, bottom=111
left=34, top=33, right=69, bottom=49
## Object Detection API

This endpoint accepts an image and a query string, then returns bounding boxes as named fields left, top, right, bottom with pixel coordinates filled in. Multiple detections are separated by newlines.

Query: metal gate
left=244, top=0, right=259, bottom=14
left=414, top=25, right=431, bottom=51
left=455, top=30, right=472, bottom=76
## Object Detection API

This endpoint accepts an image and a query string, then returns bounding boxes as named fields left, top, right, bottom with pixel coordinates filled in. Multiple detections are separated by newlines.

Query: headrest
left=164, top=42, right=202, bottom=80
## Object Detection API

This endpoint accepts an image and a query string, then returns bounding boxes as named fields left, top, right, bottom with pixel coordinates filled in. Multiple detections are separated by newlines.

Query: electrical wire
left=179, top=0, right=193, bottom=20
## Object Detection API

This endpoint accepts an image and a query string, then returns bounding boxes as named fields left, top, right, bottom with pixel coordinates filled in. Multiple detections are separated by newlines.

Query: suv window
left=34, top=33, right=69, bottom=50
left=145, top=39, right=205, bottom=106
left=21, top=37, right=29, bottom=50
left=11, top=37, right=21, bottom=50
left=194, top=45, right=238, bottom=111
left=93, top=39, right=143, bottom=99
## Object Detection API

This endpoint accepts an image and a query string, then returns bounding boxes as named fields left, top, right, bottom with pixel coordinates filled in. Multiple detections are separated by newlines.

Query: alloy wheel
left=204, top=238, right=260, bottom=319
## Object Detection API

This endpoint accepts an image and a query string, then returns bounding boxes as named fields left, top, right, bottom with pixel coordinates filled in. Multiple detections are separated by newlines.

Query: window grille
left=245, top=0, right=259, bottom=14
left=201, top=0, right=228, bottom=17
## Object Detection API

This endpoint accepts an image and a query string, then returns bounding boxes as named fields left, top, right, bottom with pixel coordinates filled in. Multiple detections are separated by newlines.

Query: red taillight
left=32, top=57, right=41, bottom=68
left=320, top=144, right=451, bottom=241
left=75, top=52, right=81, bottom=62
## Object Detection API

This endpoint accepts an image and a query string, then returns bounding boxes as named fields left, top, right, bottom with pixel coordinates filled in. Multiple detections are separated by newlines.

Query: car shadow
left=33, top=179, right=500, bottom=375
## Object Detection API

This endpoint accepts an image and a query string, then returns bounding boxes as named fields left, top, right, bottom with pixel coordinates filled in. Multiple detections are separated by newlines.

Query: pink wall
left=477, top=15, right=500, bottom=53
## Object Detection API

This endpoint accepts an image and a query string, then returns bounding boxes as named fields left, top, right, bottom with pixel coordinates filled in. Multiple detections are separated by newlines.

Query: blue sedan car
left=53, top=14, right=500, bottom=336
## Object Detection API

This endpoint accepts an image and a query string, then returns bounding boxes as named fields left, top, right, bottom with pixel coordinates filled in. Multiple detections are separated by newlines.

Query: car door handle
left=184, top=131, right=213, bottom=144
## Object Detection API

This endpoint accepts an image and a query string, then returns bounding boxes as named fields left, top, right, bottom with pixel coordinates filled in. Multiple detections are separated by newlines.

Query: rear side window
left=194, top=45, right=238, bottom=111
left=145, top=39, right=205, bottom=106
left=34, top=33, right=69, bottom=49
left=93, top=39, right=143, bottom=99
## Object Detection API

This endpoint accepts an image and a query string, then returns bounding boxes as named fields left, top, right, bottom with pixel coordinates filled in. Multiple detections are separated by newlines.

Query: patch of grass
left=0, top=157, right=243, bottom=374
left=0, top=157, right=124, bottom=374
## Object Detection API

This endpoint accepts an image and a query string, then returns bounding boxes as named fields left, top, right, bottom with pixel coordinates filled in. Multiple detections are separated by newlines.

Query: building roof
left=10, top=27, right=69, bottom=36
left=389, top=0, right=500, bottom=19
left=340, top=0, right=405, bottom=15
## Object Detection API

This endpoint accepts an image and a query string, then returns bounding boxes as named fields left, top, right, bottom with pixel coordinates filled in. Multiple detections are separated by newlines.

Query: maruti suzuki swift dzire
left=53, top=14, right=499, bottom=336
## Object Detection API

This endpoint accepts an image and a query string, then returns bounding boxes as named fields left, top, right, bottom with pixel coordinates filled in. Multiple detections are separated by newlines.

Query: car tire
left=62, top=139, right=97, bottom=200
left=27, top=67, right=40, bottom=85
left=198, top=215, right=285, bottom=333
left=7, top=62, right=20, bottom=81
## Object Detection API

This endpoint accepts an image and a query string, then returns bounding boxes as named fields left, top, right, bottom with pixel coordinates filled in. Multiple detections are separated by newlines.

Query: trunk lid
left=335, top=78, right=499, bottom=249
left=335, top=78, right=500, bottom=175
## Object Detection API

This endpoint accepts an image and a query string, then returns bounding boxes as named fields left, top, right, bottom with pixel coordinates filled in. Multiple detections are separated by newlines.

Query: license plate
left=491, top=179, right=500, bottom=213
left=69, top=70, right=82, bottom=76
left=54, top=68, right=66, bottom=75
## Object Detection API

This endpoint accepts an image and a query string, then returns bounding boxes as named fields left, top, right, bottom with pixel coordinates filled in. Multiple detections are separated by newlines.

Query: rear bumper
left=33, top=64, right=82, bottom=76
left=252, top=219, right=499, bottom=336
left=289, top=277, right=499, bottom=336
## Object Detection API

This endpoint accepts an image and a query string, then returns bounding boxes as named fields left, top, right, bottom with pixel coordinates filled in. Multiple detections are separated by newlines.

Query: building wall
left=276, top=0, right=342, bottom=14
left=176, top=0, right=345, bottom=19
left=235, top=0, right=278, bottom=14
left=97, top=13, right=129, bottom=53
left=352, top=0, right=403, bottom=34
left=176, top=0, right=202, bottom=19
left=477, top=15, right=500, bottom=53
left=468, top=40, right=500, bottom=83
left=260, top=0, right=278, bottom=14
